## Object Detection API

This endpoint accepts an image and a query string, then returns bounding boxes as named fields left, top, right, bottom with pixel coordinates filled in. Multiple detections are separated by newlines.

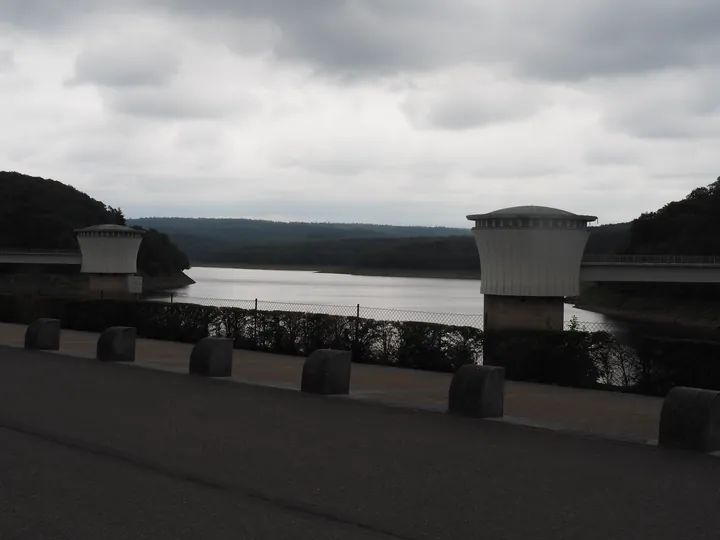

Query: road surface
left=0, top=347, right=718, bottom=539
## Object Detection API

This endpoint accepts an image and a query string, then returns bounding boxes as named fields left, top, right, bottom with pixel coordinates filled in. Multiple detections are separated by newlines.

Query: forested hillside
left=210, top=236, right=480, bottom=273
left=0, top=172, right=189, bottom=276
left=0, top=171, right=125, bottom=249
left=586, top=223, right=631, bottom=254
left=132, top=177, right=720, bottom=278
left=128, top=217, right=470, bottom=261
left=201, top=223, right=627, bottom=272
left=576, top=177, right=720, bottom=325
left=129, top=216, right=630, bottom=270
left=626, top=178, right=720, bottom=255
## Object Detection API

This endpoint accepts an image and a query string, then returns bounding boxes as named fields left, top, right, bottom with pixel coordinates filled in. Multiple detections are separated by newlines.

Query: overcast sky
left=1, top=1, right=719, bottom=226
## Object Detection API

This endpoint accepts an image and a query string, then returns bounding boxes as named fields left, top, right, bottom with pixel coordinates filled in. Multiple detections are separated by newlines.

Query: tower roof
left=467, top=205, right=597, bottom=222
left=75, top=224, right=145, bottom=235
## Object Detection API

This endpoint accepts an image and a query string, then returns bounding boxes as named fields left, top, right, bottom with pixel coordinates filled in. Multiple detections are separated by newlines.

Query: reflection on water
left=160, top=266, right=613, bottom=325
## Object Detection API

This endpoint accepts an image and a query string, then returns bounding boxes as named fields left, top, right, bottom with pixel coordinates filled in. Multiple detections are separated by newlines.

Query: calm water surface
left=168, top=266, right=610, bottom=324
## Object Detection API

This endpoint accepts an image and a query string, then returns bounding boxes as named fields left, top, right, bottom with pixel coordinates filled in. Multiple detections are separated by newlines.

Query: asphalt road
left=0, top=427, right=384, bottom=540
left=1, top=347, right=719, bottom=539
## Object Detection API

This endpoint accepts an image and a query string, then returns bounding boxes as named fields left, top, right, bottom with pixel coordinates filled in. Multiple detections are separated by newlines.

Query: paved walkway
left=0, top=323, right=663, bottom=443
left=0, top=347, right=718, bottom=540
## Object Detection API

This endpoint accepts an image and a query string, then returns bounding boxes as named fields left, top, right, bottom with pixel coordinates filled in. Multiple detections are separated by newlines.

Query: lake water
left=164, top=266, right=611, bottom=326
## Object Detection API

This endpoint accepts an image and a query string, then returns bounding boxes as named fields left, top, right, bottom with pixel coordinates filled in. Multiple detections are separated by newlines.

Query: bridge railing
left=0, top=248, right=80, bottom=255
left=582, top=254, right=720, bottom=265
left=2, top=248, right=720, bottom=266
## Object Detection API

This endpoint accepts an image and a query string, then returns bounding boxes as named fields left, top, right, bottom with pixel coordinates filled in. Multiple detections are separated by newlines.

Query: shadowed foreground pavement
left=0, top=347, right=718, bottom=539
left=0, top=323, right=664, bottom=442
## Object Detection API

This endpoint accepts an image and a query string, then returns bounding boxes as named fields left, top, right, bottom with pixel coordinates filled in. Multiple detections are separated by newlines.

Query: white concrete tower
left=466, top=206, right=597, bottom=331
left=75, top=224, right=145, bottom=297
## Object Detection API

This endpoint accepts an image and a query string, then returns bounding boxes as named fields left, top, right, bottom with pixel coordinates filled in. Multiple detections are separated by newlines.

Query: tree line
left=128, top=216, right=470, bottom=262
left=0, top=172, right=189, bottom=276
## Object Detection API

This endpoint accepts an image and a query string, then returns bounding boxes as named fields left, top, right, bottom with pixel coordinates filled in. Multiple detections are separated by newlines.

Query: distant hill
left=127, top=217, right=470, bottom=261
left=0, top=172, right=190, bottom=276
left=626, top=177, right=720, bottom=255
left=126, top=177, right=720, bottom=276
left=209, top=235, right=480, bottom=274
left=0, top=171, right=125, bottom=249
left=586, top=222, right=632, bottom=254
left=125, top=217, right=627, bottom=276
left=576, top=177, right=720, bottom=326
left=202, top=222, right=631, bottom=273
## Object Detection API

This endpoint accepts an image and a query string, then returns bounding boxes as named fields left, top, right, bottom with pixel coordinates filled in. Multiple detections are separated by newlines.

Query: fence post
left=353, top=304, right=360, bottom=357
left=170, top=293, right=174, bottom=304
left=304, top=310, right=309, bottom=354
left=254, top=298, right=258, bottom=350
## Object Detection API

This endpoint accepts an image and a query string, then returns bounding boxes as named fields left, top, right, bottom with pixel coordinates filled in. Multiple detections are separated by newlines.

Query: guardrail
left=0, top=248, right=80, bottom=255
left=582, top=254, right=720, bottom=265
left=1, top=249, right=720, bottom=266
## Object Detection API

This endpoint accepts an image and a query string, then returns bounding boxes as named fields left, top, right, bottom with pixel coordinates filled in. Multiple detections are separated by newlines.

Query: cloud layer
left=1, top=0, right=719, bottom=226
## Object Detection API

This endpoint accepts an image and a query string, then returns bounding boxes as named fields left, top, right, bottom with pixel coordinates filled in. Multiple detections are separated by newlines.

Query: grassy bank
left=571, top=283, right=720, bottom=331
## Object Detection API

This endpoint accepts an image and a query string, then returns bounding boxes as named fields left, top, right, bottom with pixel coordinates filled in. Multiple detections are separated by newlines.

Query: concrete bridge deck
left=580, top=255, right=720, bottom=282
left=0, top=333, right=718, bottom=539
left=0, top=248, right=81, bottom=265
left=582, top=254, right=720, bottom=266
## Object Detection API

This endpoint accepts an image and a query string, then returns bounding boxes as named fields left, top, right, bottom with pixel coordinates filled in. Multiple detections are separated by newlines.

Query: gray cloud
left=71, top=42, right=180, bottom=87
left=402, top=75, right=553, bottom=130
left=150, top=0, right=720, bottom=81
left=516, top=1, right=720, bottom=80
left=0, top=50, right=14, bottom=71
left=0, top=0, right=125, bottom=31
left=277, top=155, right=379, bottom=177
left=2, top=0, right=720, bottom=228
left=108, top=88, right=250, bottom=119
left=597, top=70, right=720, bottom=139
left=4, top=0, right=720, bottom=81
left=584, top=145, right=641, bottom=167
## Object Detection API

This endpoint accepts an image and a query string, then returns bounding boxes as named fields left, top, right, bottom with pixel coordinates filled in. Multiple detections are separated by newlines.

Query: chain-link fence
left=163, top=295, right=483, bottom=327
left=159, top=294, right=618, bottom=333
left=564, top=318, right=617, bottom=333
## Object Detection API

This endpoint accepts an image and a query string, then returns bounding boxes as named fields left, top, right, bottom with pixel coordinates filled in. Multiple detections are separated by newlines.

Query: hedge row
left=628, top=336, right=720, bottom=396
left=0, top=296, right=481, bottom=373
left=3, top=295, right=720, bottom=396
left=483, top=330, right=615, bottom=388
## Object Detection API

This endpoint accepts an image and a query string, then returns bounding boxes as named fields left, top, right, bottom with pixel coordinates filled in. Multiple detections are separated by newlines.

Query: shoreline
left=569, top=300, right=720, bottom=333
left=143, top=271, right=195, bottom=292
left=190, top=263, right=720, bottom=333
left=191, top=263, right=481, bottom=280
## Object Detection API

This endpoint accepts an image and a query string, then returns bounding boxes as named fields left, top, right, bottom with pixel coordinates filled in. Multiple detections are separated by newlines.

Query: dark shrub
left=483, top=329, right=602, bottom=388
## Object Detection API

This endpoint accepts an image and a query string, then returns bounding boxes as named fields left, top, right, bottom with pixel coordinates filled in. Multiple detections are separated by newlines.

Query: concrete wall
left=88, top=275, right=140, bottom=298
left=0, top=273, right=90, bottom=296
left=484, top=295, right=564, bottom=331
left=472, top=228, right=590, bottom=297
left=77, top=236, right=142, bottom=274
left=0, top=273, right=142, bottom=299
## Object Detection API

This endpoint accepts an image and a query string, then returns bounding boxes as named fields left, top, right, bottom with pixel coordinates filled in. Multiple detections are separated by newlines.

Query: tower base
left=86, top=274, right=143, bottom=299
left=483, top=295, right=564, bottom=331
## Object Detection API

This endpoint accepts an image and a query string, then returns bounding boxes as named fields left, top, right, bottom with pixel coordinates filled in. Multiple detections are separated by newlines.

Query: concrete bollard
left=658, top=386, right=720, bottom=452
left=301, top=349, right=352, bottom=395
left=97, top=327, right=136, bottom=363
left=189, top=338, right=233, bottom=377
left=448, top=364, right=505, bottom=418
left=24, top=318, right=61, bottom=351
